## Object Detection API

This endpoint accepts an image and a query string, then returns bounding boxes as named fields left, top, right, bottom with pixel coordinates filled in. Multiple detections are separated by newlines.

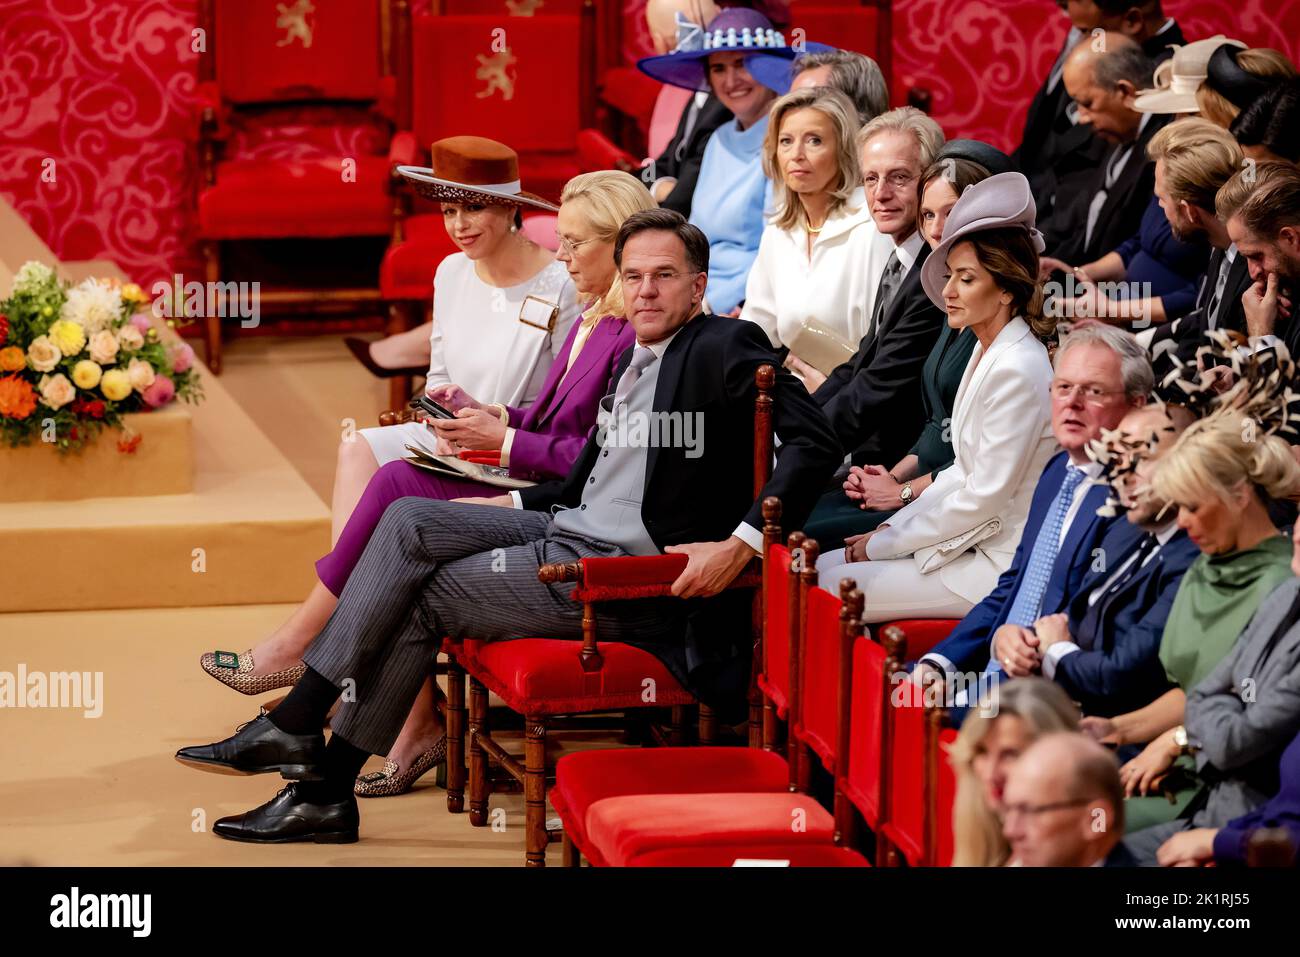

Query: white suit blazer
left=866, top=317, right=1059, bottom=604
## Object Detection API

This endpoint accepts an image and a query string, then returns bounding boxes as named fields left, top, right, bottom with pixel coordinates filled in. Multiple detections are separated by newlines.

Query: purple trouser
left=315, top=459, right=494, bottom=596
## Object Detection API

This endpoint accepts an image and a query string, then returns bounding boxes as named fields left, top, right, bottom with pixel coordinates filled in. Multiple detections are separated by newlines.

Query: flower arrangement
left=0, top=261, right=204, bottom=452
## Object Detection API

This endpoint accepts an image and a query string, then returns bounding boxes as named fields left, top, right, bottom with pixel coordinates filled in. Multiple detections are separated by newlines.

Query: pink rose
left=130, top=314, right=152, bottom=334
left=141, top=375, right=175, bottom=409
left=169, top=342, right=195, bottom=373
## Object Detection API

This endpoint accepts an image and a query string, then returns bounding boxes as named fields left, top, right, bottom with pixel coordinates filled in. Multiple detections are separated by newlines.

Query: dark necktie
left=1079, top=534, right=1160, bottom=644
left=871, top=252, right=903, bottom=329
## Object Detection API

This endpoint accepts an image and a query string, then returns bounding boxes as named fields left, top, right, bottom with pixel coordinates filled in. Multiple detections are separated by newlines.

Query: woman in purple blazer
left=198, top=172, right=656, bottom=794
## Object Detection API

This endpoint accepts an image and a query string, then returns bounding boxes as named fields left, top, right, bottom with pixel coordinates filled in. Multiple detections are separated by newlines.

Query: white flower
left=26, top=335, right=62, bottom=373
left=88, top=329, right=119, bottom=365
left=60, top=278, right=123, bottom=333
left=13, top=260, right=55, bottom=296
left=38, top=373, right=75, bottom=410
left=116, top=324, right=144, bottom=351
left=127, top=356, right=155, bottom=393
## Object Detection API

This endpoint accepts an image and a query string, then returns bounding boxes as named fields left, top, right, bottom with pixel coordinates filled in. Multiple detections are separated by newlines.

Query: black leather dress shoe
left=213, top=784, right=359, bottom=844
left=175, top=714, right=326, bottom=780
left=343, top=337, right=426, bottom=379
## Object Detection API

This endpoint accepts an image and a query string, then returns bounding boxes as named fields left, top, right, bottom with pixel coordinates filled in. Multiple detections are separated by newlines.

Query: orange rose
left=0, top=345, right=25, bottom=372
left=0, top=375, right=38, bottom=419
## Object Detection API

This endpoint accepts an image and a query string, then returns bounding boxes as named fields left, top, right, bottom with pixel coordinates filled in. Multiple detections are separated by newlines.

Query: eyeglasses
left=557, top=235, right=598, bottom=255
left=1001, top=798, right=1091, bottom=821
left=863, top=170, right=919, bottom=193
left=1050, top=381, right=1127, bottom=405
left=620, top=269, right=692, bottom=289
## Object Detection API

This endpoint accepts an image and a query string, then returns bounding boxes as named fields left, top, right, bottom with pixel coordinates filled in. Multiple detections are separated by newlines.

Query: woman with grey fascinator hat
left=818, top=172, right=1060, bottom=624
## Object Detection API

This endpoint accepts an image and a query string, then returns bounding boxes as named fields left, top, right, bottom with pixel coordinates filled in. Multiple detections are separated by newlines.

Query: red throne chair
left=196, top=0, right=409, bottom=373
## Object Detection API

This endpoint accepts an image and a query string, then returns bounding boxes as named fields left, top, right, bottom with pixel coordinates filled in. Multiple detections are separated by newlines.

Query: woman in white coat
left=818, top=173, right=1059, bottom=621
left=740, top=86, right=893, bottom=390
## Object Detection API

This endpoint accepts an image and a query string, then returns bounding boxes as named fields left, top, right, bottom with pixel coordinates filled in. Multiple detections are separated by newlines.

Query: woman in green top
left=804, top=150, right=998, bottom=546
left=1080, top=411, right=1300, bottom=831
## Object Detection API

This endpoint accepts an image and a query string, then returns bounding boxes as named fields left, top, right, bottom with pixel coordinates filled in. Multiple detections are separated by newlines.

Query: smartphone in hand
left=413, top=394, right=456, bottom=420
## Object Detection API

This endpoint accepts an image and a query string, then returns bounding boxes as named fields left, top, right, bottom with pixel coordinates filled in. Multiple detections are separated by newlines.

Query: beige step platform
left=0, top=257, right=331, bottom=612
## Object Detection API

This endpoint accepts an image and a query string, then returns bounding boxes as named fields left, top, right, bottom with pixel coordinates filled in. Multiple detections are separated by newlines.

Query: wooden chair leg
left=669, top=705, right=688, bottom=746
left=562, top=833, right=581, bottom=867
left=202, top=241, right=223, bottom=375
left=524, top=714, right=548, bottom=867
left=445, top=656, right=467, bottom=813
left=468, top=676, right=489, bottom=827
left=699, top=704, right=717, bottom=746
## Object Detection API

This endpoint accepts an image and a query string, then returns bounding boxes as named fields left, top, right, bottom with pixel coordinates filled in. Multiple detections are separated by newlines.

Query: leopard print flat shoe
left=200, top=649, right=306, bottom=696
left=354, top=737, right=447, bottom=798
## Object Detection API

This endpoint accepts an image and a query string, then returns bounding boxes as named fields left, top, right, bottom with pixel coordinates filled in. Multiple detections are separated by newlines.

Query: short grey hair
left=857, top=106, right=945, bottom=170
left=791, top=50, right=890, bottom=124
left=1092, top=36, right=1154, bottom=91
left=1054, top=321, right=1154, bottom=400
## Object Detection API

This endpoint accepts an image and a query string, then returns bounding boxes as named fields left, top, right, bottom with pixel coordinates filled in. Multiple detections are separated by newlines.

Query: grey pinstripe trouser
left=302, top=496, right=684, bottom=755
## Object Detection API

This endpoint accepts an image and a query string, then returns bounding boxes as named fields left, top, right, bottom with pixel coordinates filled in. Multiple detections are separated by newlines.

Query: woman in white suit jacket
left=818, top=173, right=1059, bottom=622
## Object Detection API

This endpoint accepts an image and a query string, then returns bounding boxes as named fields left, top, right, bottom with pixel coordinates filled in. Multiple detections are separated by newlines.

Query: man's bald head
left=1002, top=732, right=1124, bottom=866
left=645, top=0, right=721, bottom=55
left=1063, top=32, right=1152, bottom=144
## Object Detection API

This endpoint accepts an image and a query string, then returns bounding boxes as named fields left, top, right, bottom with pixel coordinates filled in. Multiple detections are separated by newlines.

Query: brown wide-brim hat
left=397, top=135, right=558, bottom=211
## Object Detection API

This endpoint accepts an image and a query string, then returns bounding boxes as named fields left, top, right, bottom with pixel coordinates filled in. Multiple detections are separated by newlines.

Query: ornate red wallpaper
left=1, top=0, right=1297, bottom=285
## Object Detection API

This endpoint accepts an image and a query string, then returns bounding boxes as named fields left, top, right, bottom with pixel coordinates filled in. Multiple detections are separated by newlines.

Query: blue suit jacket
left=922, top=452, right=1121, bottom=674
left=1053, top=522, right=1200, bottom=716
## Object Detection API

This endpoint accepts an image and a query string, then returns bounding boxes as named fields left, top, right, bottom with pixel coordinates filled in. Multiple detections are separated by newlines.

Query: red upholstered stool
left=628, top=843, right=869, bottom=868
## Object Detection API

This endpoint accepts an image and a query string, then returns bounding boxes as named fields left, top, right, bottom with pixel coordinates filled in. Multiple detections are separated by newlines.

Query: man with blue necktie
left=916, top=322, right=1153, bottom=687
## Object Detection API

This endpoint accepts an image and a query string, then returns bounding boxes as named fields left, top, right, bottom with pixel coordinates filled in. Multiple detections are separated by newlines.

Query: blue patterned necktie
left=987, top=465, right=1087, bottom=674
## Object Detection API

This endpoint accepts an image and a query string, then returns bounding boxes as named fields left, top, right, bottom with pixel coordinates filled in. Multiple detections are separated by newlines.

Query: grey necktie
left=871, top=253, right=903, bottom=328
left=613, top=346, right=657, bottom=410
left=1084, top=142, right=1135, bottom=249
left=1205, top=252, right=1233, bottom=329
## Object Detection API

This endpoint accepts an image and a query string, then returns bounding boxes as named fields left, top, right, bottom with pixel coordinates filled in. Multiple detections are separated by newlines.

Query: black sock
left=297, top=733, right=370, bottom=804
left=266, top=667, right=339, bottom=736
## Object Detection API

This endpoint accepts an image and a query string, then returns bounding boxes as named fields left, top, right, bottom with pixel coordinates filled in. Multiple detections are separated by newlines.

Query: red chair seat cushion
left=552, top=747, right=790, bottom=862
left=200, top=155, right=392, bottom=238
left=461, top=638, right=695, bottom=716
left=627, top=843, right=869, bottom=867
left=584, top=792, right=836, bottom=867
left=380, top=213, right=461, bottom=300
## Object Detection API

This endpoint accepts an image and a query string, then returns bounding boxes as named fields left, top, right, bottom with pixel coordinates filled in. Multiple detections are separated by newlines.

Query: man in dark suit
left=1041, top=34, right=1168, bottom=267
left=917, top=323, right=1153, bottom=683
left=1025, top=406, right=1200, bottom=717
left=175, top=209, right=842, bottom=843
left=1223, top=162, right=1300, bottom=356
left=1141, top=121, right=1252, bottom=363
left=803, top=108, right=947, bottom=544
left=1016, top=2, right=1183, bottom=230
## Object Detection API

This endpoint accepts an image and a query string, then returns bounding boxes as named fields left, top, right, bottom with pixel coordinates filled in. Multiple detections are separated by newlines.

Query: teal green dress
left=1125, top=534, right=1295, bottom=832
left=804, top=325, right=976, bottom=547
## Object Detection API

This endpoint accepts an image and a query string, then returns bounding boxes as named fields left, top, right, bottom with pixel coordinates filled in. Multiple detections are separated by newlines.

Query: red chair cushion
left=842, top=636, right=887, bottom=828
left=585, top=792, right=836, bottom=867
left=216, top=0, right=384, bottom=104
left=875, top=619, right=960, bottom=662
left=881, top=699, right=927, bottom=867
left=757, top=544, right=792, bottom=718
left=380, top=213, right=461, bottom=299
left=793, top=585, right=844, bottom=769
left=461, top=638, right=695, bottom=716
left=789, top=7, right=880, bottom=58
left=628, top=843, right=868, bottom=867
left=199, top=156, right=392, bottom=238
left=936, top=727, right=958, bottom=867
left=597, top=66, right=662, bottom=136
left=552, top=746, right=790, bottom=863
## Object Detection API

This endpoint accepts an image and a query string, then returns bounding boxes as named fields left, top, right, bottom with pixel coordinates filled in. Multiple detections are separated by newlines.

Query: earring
left=510, top=224, right=519, bottom=234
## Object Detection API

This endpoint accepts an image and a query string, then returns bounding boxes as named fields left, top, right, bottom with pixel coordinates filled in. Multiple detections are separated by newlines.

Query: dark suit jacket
left=519, top=313, right=843, bottom=709
left=1049, top=112, right=1174, bottom=265
left=1054, top=522, right=1200, bottom=717
left=654, top=94, right=732, bottom=219
left=812, top=242, right=946, bottom=467
left=922, top=452, right=1121, bottom=674
left=1149, top=246, right=1253, bottom=363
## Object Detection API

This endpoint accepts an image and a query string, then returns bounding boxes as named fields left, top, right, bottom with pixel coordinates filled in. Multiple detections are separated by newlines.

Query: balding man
left=1002, top=731, right=1127, bottom=866
left=1042, top=33, right=1168, bottom=268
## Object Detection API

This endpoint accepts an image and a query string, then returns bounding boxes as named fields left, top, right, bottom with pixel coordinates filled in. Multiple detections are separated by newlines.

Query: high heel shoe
left=343, top=337, right=426, bottom=379
left=353, top=737, right=447, bottom=797
left=200, top=649, right=306, bottom=696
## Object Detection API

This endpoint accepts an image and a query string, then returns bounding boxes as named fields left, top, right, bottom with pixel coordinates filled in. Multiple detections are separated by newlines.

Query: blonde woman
left=950, top=678, right=1080, bottom=867
left=1081, top=411, right=1300, bottom=834
left=199, top=172, right=658, bottom=795
left=741, top=86, right=893, bottom=389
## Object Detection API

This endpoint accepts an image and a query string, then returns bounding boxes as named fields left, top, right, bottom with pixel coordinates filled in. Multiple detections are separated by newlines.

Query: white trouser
left=816, top=547, right=974, bottom=624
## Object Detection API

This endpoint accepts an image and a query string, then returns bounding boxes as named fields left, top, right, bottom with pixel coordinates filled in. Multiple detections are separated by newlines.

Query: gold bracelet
left=489, top=403, right=509, bottom=425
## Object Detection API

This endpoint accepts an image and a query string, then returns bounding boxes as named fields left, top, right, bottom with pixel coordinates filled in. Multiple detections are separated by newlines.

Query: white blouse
left=425, top=254, right=580, bottom=409
left=740, top=188, right=895, bottom=359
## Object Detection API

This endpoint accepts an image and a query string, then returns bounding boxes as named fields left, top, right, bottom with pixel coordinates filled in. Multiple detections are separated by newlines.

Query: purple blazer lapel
left=523, top=315, right=629, bottom=430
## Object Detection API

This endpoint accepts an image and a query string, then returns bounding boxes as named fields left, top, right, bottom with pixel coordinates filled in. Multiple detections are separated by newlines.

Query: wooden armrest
left=378, top=408, right=420, bottom=427
left=537, top=553, right=761, bottom=601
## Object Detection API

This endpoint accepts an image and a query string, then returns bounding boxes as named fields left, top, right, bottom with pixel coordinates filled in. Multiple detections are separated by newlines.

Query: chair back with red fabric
left=789, top=5, right=881, bottom=58
left=881, top=680, right=927, bottom=866
left=437, top=0, right=587, bottom=13
left=792, top=576, right=846, bottom=778
left=758, top=533, right=802, bottom=734
left=934, top=723, right=958, bottom=867
left=212, top=0, right=387, bottom=104
left=839, top=625, right=904, bottom=836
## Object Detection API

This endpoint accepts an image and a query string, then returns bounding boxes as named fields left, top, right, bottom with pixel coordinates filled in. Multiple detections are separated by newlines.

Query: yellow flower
left=48, top=319, right=87, bottom=356
left=100, top=368, right=132, bottom=401
left=121, top=283, right=146, bottom=303
left=41, top=305, right=54, bottom=317
left=72, top=359, right=103, bottom=390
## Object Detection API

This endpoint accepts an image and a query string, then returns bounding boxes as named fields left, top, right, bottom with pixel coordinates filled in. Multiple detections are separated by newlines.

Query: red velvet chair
left=196, top=0, right=408, bottom=373
left=457, top=364, right=779, bottom=866
left=878, top=686, right=958, bottom=867
left=873, top=618, right=960, bottom=663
